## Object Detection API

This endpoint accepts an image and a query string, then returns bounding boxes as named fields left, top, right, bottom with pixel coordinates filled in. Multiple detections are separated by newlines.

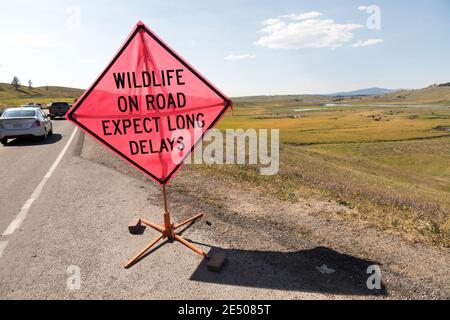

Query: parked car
left=22, top=103, right=42, bottom=109
left=0, top=107, right=53, bottom=145
left=48, top=102, right=70, bottom=119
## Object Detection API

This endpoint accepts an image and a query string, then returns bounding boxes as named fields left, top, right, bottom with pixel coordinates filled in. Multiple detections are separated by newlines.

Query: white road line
left=2, top=127, right=78, bottom=237
left=0, top=241, right=8, bottom=258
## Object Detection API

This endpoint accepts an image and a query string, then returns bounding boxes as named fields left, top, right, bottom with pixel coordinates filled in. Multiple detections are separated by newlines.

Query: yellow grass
left=199, top=99, right=450, bottom=246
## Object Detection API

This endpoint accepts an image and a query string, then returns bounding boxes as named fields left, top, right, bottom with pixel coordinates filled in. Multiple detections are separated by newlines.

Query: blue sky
left=0, top=0, right=449, bottom=96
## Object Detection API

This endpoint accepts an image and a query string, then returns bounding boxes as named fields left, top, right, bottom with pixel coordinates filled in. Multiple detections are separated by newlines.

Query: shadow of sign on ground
left=189, top=243, right=387, bottom=297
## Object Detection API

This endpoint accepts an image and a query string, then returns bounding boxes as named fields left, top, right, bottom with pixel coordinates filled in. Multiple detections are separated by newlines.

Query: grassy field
left=195, top=97, right=450, bottom=247
left=0, top=83, right=83, bottom=111
left=219, top=103, right=450, bottom=144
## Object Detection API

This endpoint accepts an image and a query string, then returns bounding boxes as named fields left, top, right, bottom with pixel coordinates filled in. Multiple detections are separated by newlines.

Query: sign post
left=124, top=185, right=206, bottom=268
left=66, top=21, right=231, bottom=268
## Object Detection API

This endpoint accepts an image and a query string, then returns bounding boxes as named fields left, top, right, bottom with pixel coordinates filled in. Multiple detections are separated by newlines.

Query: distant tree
left=11, top=76, right=20, bottom=90
left=28, top=80, right=33, bottom=91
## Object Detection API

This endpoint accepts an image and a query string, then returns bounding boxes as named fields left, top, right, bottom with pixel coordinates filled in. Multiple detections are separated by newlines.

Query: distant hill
left=338, top=84, right=450, bottom=105
left=327, top=87, right=395, bottom=97
left=2, top=81, right=449, bottom=110
left=0, top=83, right=84, bottom=108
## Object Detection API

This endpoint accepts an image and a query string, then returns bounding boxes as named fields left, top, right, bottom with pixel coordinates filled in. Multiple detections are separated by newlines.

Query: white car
left=22, top=103, right=42, bottom=109
left=0, top=107, right=53, bottom=145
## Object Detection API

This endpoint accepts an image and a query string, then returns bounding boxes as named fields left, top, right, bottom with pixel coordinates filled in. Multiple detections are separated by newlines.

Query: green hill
left=0, top=83, right=84, bottom=109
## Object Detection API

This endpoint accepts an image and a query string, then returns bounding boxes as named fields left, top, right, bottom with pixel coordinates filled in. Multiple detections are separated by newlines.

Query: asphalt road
left=0, top=119, right=334, bottom=299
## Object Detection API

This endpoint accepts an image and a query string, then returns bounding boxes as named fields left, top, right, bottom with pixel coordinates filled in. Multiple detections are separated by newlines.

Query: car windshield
left=52, top=103, right=69, bottom=107
left=2, top=109, right=36, bottom=118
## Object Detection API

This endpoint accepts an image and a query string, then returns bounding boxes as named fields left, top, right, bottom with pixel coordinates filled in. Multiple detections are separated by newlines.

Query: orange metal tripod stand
left=124, top=184, right=207, bottom=268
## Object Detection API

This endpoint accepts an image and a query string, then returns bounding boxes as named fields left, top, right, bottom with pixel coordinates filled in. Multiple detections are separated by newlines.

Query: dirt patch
left=434, top=126, right=450, bottom=132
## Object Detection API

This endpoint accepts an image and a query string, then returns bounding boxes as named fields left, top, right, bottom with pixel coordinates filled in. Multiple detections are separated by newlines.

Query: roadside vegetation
left=190, top=94, right=450, bottom=247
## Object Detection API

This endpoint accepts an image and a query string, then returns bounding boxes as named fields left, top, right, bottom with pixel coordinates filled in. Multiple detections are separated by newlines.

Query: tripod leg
left=140, top=218, right=165, bottom=233
left=174, top=234, right=206, bottom=257
left=124, top=234, right=164, bottom=268
left=174, top=213, right=204, bottom=230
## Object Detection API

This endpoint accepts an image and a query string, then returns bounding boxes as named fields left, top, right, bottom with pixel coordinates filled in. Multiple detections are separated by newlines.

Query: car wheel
left=50, top=115, right=55, bottom=120
left=41, top=130, right=48, bottom=141
left=0, top=138, right=7, bottom=145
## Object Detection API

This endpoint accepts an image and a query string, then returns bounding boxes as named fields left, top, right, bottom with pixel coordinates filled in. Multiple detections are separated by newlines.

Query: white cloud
left=352, top=38, right=384, bottom=48
left=254, top=12, right=364, bottom=49
left=263, top=18, right=282, bottom=25
left=224, top=54, right=256, bottom=61
left=280, top=12, right=323, bottom=20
